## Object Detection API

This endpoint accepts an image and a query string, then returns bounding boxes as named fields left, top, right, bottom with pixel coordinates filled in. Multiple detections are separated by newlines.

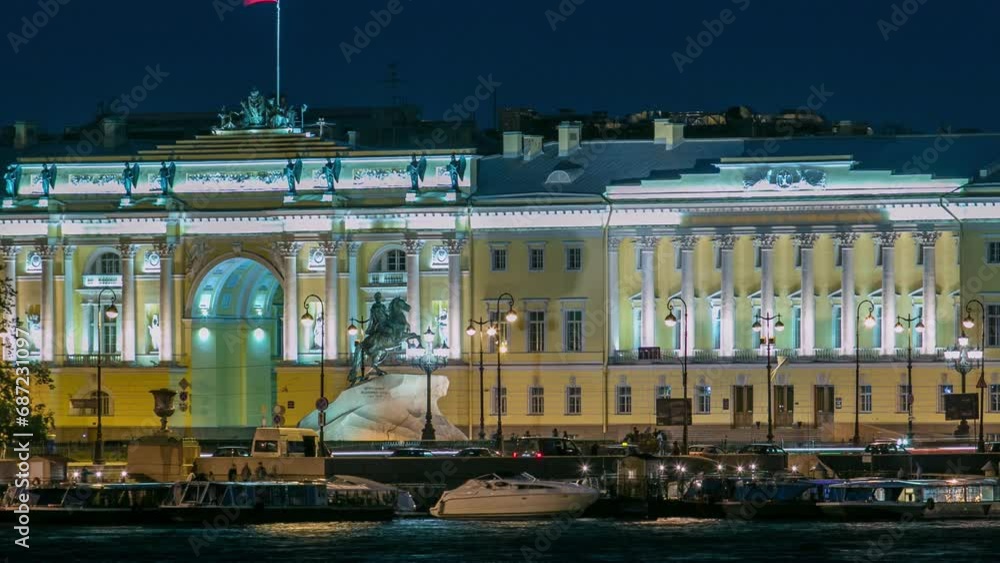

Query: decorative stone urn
left=150, top=389, right=177, bottom=432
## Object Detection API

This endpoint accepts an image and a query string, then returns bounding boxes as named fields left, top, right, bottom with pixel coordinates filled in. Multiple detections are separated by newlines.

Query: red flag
left=245, top=0, right=277, bottom=6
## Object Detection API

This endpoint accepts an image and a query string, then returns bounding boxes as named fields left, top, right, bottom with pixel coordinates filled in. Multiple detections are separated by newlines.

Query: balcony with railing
left=59, top=354, right=189, bottom=368
left=366, top=271, right=407, bottom=287
left=81, top=274, right=123, bottom=288
left=609, top=347, right=946, bottom=365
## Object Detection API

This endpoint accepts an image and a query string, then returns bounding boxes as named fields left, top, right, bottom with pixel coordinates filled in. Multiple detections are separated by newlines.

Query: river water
left=9, top=518, right=998, bottom=562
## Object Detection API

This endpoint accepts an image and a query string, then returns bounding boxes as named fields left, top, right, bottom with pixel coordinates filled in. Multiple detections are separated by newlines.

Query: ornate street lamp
left=752, top=311, right=784, bottom=443
left=962, top=300, right=988, bottom=452
left=300, top=294, right=328, bottom=455
left=894, top=314, right=925, bottom=442
left=491, top=293, right=517, bottom=452
left=347, top=315, right=368, bottom=380
left=853, top=300, right=877, bottom=446
left=94, top=288, right=119, bottom=466
left=406, top=327, right=448, bottom=441
left=944, top=332, right=982, bottom=438
left=664, top=297, right=689, bottom=454
left=466, top=317, right=493, bottom=441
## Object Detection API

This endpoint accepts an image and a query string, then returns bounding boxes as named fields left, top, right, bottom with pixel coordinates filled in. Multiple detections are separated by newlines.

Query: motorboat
left=817, top=477, right=1000, bottom=520
left=718, top=478, right=842, bottom=520
left=429, top=473, right=599, bottom=519
left=0, top=482, right=174, bottom=526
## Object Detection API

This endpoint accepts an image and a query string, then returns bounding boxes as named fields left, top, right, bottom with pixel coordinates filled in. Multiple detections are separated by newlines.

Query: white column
left=1, top=244, right=18, bottom=337
left=637, top=236, right=659, bottom=348
left=678, top=235, right=698, bottom=355
left=275, top=241, right=302, bottom=362
left=876, top=232, right=899, bottom=355
left=608, top=238, right=622, bottom=351
left=794, top=234, right=818, bottom=355
left=755, top=234, right=778, bottom=317
left=154, top=241, right=176, bottom=363
left=404, top=238, right=425, bottom=332
left=118, top=243, right=138, bottom=362
left=446, top=238, right=465, bottom=359
left=319, top=240, right=341, bottom=361
left=715, top=235, right=737, bottom=357
left=37, top=243, right=56, bottom=362
left=62, top=245, right=76, bottom=356
left=918, top=231, right=941, bottom=354
left=347, top=242, right=361, bottom=352
left=836, top=233, right=859, bottom=355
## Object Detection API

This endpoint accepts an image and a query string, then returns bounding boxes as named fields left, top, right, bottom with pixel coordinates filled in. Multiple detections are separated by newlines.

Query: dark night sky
left=2, top=0, right=997, bottom=133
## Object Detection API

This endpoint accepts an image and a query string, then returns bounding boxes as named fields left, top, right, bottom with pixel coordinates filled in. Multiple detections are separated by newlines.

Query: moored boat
left=817, top=478, right=1000, bottom=520
left=0, top=483, right=174, bottom=526
left=429, top=473, right=599, bottom=519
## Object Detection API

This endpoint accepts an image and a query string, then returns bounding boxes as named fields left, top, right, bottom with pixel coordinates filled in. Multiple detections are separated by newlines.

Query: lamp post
left=963, top=300, right=988, bottom=452
left=347, top=315, right=368, bottom=380
left=894, top=314, right=925, bottom=442
left=94, top=288, right=119, bottom=466
left=407, top=327, right=448, bottom=441
left=853, top=300, right=877, bottom=446
left=752, top=311, right=784, bottom=443
left=664, top=297, right=689, bottom=454
left=944, top=332, right=981, bottom=438
left=300, top=294, right=327, bottom=455
left=466, top=317, right=492, bottom=441
left=491, top=293, right=517, bottom=453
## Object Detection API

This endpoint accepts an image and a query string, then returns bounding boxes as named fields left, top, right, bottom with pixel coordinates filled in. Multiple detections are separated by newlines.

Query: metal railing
left=366, top=271, right=407, bottom=287
left=610, top=347, right=947, bottom=365
left=62, top=354, right=123, bottom=367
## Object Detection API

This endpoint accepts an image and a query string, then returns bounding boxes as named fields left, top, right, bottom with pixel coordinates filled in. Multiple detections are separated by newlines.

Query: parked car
left=454, top=447, right=499, bottom=457
left=687, top=444, right=725, bottom=456
left=737, top=444, right=787, bottom=456
left=212, top=446, right=251, bottom=458
left=390, top=448, right=434, bottom=458
left=864, top=440, right=908, bottom=455
left=512, top=437, right=582, bottom=458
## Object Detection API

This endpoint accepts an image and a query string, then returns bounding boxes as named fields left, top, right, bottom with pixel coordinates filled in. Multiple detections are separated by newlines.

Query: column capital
left=791, top=233, right=819, bottom=249
left=833, top=232, right=860, bottom=247
left=116, top=242, right=138, bottom=259
left=444, top=237, right=466, bottom=256
left=676, top=235, right=699, bottom=251
left=153, top=241, right=177, bottom=258
left=0, top=243, right=20, bottom=259
left=608, top=237, right=623, bottom=252
left=713, top=234, right=738, bottom=250
left=916, top=231, right=941, bottom=247
left=34, top=242, right=58, bottom=259
left=636, top=235, right=660, bottom=251
left=318, top=239, right=343, bottom=257
left=403, top=237, right=426, bottom=254
left=347, top=241, right=362, bottom=257
left=62, top=243, right=77, bottom=259
left=874, top=232, right=900, bottom=247
left=272, top=240, right=303, bottom=258
left=753, top=233, right=779, bottom=250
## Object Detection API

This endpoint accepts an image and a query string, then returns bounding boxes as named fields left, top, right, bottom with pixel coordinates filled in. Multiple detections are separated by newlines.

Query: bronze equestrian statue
left=347, top=293, right=420, bottom=386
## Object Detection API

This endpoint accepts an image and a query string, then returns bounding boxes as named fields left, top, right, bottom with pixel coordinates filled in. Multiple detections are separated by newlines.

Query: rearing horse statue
left=348, top=297, right=420, bottom=386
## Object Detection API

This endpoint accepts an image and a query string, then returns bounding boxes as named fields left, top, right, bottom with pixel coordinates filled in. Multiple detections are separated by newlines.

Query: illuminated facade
left=5, top=118, right=1000, bottom=442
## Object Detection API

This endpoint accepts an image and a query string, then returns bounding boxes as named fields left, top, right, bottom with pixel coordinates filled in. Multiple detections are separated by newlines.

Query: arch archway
left=187, top=255, right=283, bottom=429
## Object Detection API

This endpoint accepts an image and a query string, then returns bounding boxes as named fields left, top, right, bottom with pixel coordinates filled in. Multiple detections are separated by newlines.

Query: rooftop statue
left=407, top=154, right=427, bottom=192
left=321, top=158, right=342, bottom=192
left=447, top=154, right=467, bottom=191
left=39, top=163, right=57, bottom=196
left=121, top=162, right=140, bottom=197
left=158, top=161, right=176, bottom=195
left=2, top=164, right=21, bottom=199
left=241, top=88, right=267, bottom=128
left=284, top=158, right=302, bottom=195
left=215, top=88, right=309, bottom=132
left=347, top=293, right=420, bottom=386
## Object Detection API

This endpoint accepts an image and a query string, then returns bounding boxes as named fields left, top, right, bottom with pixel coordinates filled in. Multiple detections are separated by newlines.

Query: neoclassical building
left=5, top=114, right=1000, bottom=442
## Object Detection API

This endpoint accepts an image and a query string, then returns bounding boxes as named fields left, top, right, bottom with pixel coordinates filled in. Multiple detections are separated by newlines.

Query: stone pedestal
left=126, top=434, right=198, bottom=483
left=298, top=373, right=468, bottom=441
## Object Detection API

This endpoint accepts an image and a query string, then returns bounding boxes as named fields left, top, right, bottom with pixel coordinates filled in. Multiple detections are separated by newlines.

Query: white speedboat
left=429, top=473, right=599, bottom=519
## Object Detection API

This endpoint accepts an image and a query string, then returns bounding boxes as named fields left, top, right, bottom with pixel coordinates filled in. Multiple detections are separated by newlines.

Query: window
left=528, top=311, right=545, bottom=352
left=751, top=305, right=761, bottom=347
left=490, top=386, right=507, bottom=416
left=991, top=384, right=1000, bottom=413
left=616, top=384, right=632, bottom=415
left=490, top=247, right=507, bottom=272
left=655, top=385, right=671, bottom=409
left=873, top=305, right=883, bottom=349
left=76, top=391, right=111, bottom=417
left=795, top=246, right=803, bottom=269
left=565, top=385, right=582, bottom=415
left=528, top=386, right=544, bottom=415
left=99, top=252, right=120, bottom=275
left=913, top=305, right=924, bottom=349
left=102, top=317, right=118, bottom=354
left=832, top=306, right=843, bottom=349
left=988, top=304, right=1000, bottom=347
left=938, top=385, right=954, bottom=413
left=696, top=385, right=712, bottom=414
left=897, top=385, right=912, bottom=413
left=564, top=310, right=583, bottom=352
left=529, top=247, right=545, bottom=271
left=487, top=310, right=509, bottom=354
left=711, top=306, right=721, bottom=350
left=380, top=249, right=406, bottom=272
left=860, top=385, right=873, bottom=413
left=987, top=242, right=1000, bottom=265
left=793, top=306, right=802, bottom=350
left=565, top=246, right=582, bottom=271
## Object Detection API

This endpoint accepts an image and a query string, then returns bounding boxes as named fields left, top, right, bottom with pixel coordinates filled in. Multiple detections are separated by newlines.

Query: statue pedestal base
left=298, top=373, right=467, bottom=441
left=127, top=434, right=199, bottom=483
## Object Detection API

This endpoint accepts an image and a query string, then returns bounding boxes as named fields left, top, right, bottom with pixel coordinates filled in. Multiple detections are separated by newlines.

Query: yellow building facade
left=6, top=117, right=1000, bottom=444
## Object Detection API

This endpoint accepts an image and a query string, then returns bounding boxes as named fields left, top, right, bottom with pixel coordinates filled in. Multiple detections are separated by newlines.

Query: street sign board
left=656, top=398, right=692, bottom=426
left=316, top=397, right=329, bottom=411
left=977, top=375, right=987, bottom=390
left=944, top=393, right=979, bottom=421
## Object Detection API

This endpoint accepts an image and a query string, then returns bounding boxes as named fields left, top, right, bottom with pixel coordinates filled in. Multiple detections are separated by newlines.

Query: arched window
left=377, top=249, right=406, bottom=272
left=90, top=252, right=121, bottom=275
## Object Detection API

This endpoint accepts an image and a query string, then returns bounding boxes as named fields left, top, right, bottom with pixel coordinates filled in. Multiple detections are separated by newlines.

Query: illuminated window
left=528, top=386, right=544, bottom=416
left=490, top=247, right=507, bottom=272
left=616, top=384, right=632, bottom=415
left=860, top=385, right=873, bottom=413
left=565, top=385, right=582, bottom=415
left=564, top=310, right=583, bottom=352
left=490, top=386, right=507, bottom=416
left=696, top=385, right=712, bottom=414
left=937, top=385, right=953, bottom=413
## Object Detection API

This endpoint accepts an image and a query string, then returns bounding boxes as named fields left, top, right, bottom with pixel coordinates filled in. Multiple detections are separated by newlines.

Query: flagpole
left=276, top=0, right=281, bottom=108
